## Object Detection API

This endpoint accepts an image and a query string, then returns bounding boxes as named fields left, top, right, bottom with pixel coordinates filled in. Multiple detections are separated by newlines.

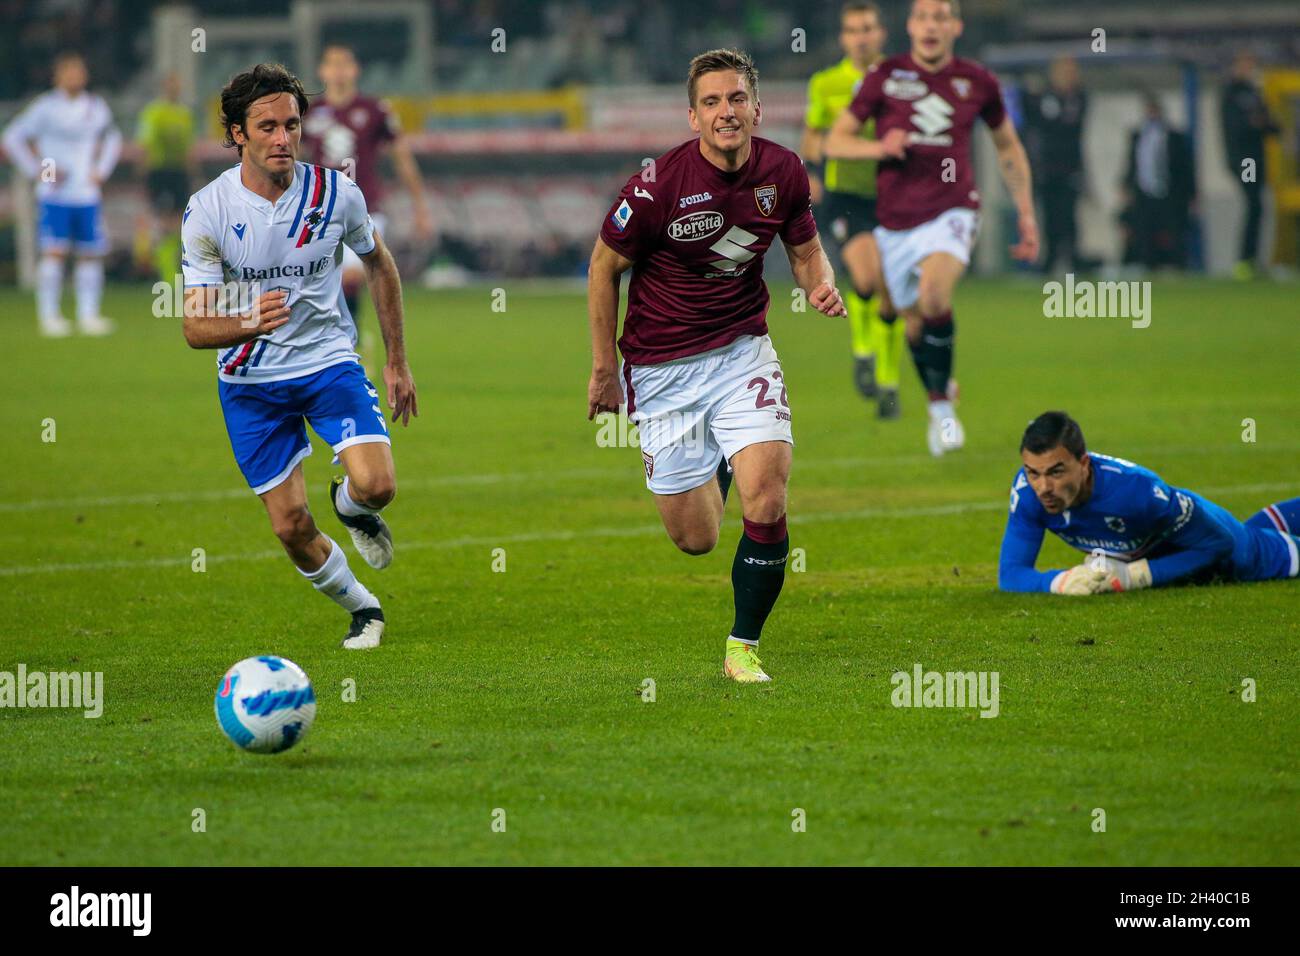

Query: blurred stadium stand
left=1, top=0, right=1298, bottom=282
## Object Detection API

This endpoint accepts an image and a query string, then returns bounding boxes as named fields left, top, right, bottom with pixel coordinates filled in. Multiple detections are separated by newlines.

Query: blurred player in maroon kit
left=587, top=49, right=846, bottom=684
left=301, top=44, right=432, bottom=327
left=826, top=0, right=1038, bottom=457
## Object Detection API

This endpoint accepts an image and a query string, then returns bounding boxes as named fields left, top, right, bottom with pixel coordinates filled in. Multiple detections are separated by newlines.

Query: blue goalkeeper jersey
left=999, top=452, right=1298, bottom=592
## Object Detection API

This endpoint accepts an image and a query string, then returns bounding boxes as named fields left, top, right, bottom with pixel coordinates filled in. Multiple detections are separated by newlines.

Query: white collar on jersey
left=230, top=161, right=306, bottom=212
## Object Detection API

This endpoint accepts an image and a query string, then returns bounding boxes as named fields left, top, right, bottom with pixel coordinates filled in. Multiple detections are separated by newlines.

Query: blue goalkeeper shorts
left=218, top=361, right=390, bottom=495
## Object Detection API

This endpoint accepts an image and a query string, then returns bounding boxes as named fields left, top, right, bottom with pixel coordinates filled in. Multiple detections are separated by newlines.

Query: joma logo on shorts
left=668, top=211, right=724, bottom=242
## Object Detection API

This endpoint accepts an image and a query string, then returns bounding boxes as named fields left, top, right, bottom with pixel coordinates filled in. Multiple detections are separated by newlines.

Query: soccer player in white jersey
left=181, top=64, right=418, bottom=649
left=2, top=52, right=121, bottom=337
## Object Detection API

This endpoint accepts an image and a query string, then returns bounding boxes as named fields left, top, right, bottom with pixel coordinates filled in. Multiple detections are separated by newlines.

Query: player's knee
left=670, top=526, right=718, bottom=556
left=352, top=472, right=396, bottom=509
left=271, top=504, right=317, bottom=550
left=744, top=488, right=787, bottom=526
left=916, top=283, right=952, bottom=320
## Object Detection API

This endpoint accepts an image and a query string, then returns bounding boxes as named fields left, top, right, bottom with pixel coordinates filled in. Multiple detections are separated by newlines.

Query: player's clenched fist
left=240, top=289, right=292, bottom=334
left=587, top=368, right=623, bottom=420
left=810, top=282, right=848, bottom=317
left=1009, top=212, right=1040, bottom=264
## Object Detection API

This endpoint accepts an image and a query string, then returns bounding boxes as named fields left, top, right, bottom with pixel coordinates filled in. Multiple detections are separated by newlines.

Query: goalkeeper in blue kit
left=999, top=412, right=1300, bottom=595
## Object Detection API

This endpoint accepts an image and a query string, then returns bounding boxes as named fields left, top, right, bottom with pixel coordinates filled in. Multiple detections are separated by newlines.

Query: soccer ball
left=214, top=655, right=316, bottom=754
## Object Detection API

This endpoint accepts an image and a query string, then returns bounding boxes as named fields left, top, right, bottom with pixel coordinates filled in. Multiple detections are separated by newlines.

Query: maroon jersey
left=599, top=136, right=817, bottom=366
left=301, top=95, right=399, bottom=206
left=848, top=53, right=1006, bottom=230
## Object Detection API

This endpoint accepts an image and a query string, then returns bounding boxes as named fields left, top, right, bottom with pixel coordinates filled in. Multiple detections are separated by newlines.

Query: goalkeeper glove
left=1050, top=564, right=1115, bottom=595
left=1099, top=556, right=1152, bottom=591
left=1050, top=558, right=1153, bottom=595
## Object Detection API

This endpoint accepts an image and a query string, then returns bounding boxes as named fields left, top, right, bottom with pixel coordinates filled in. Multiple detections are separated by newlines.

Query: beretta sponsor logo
left=668, top=210, right=724, bottom=242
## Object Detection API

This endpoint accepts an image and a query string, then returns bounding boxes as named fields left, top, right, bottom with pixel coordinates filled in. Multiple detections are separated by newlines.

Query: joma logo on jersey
left=754, top=185, right=778, bottom=217
left=679, top=191, right=713, bottom=208
left=668, top=210, right=724, bottom=241
left=240, top=254, right=333, bottom=281
left=910, top=92, right=954, bottom=145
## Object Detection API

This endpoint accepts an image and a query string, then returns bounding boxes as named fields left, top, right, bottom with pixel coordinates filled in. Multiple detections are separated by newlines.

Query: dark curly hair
left=220, top=63, right=309, bottom=154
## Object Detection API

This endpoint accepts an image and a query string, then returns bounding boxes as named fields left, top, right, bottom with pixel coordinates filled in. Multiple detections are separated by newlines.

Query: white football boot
left=329, top=476, right=393, bottom=570
left=39, top=315, right=74, bottom=338
left=77, top=315, right=116, bottom=336
left=343, top=607, right=385, bottom=650
left=927, top=399, right=965, bottom=457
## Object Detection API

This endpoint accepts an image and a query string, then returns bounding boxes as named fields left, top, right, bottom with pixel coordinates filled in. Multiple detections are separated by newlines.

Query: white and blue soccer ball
left=214, top=655, right=316, bottom=754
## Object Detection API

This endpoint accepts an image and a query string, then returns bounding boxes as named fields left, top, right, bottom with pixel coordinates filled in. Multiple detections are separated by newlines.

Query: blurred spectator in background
left=1220, top=51, right=1279, bottom=280
left=135, top=72, right=196, bottom=282
left=2, top=51, right=120, bottom=336
left=1022, top=56, right=1087, bottom=274
left=1121, top=94, right=1195, bottom=271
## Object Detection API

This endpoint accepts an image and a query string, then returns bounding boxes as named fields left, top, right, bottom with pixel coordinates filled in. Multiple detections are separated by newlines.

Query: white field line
left=0, top=480, right=1293, bottom=578
left=4, top=443, right=1293, bottom=515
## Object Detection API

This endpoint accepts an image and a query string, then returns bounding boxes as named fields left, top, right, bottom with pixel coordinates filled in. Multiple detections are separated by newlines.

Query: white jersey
left=181, top=163, right=377, bottom=384
left=1, top=89, right=121, bottom=205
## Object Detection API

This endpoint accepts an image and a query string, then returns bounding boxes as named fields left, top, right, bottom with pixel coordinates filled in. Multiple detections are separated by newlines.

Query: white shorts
left=873, top=207, right=979, bottom=311
left=622, top=334, right=793, bottom=495
left=342, top=212, right=388, bottom=271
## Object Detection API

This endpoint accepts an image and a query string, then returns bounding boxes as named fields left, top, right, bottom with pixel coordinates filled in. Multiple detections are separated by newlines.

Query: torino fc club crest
left=754, top=184, right=778, bottom=217
left=951, top=77, right=972, bottom=99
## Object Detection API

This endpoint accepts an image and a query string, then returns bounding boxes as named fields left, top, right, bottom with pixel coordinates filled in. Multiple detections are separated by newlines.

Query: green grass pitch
left=1, top=277, right=1296, bottom=866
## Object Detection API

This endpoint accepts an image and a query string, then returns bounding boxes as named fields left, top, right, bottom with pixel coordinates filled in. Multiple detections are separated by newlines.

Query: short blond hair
left=687, top=48, right=759, bottom=107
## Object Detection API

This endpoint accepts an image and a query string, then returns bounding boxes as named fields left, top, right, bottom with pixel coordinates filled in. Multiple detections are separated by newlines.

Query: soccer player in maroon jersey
left=301, top=44, right=432, bottom=325
left=825, top=0, right=1038, bottom=457
left=586, top=49, right=847, bottom=684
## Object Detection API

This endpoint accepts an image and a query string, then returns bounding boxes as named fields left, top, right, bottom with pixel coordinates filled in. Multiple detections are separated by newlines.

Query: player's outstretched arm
left=784, top=235, right=846, bottom=317
left=998, top=518, right=1059, bottom=593
left=824, top=110, right=906, bottom=162
left=360, top=231, right=417, bottom=426
left=586, top=237, right=633, bottom=420
left=989, top=119, right=1039, bottom=263
left=390, top=137, right=433, bottom=240
left=182, top=287, right=291, bottom=349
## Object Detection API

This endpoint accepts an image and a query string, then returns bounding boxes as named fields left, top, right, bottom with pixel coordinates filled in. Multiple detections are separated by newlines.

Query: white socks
left=334, top=476, right=380, bottom=517
left=300, top=537, right=380, bottom=613
left=37, top=256, right=64, bottom=323
left=73, top=259, right=104, bottom=324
